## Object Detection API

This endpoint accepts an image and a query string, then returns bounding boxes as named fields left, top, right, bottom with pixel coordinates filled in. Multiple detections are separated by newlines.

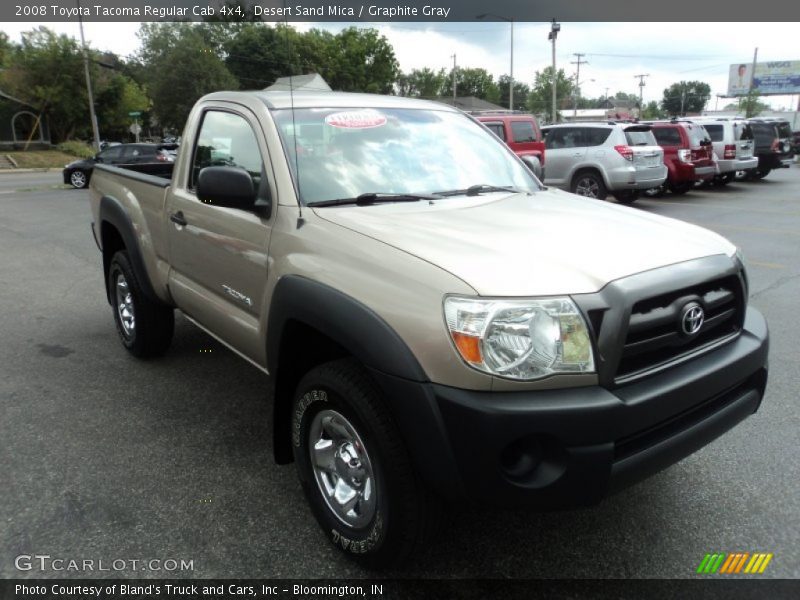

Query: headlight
left=444, top=296, right=595, bottom=380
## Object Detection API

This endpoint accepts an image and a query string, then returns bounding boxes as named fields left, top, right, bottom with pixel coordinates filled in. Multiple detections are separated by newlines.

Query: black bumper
left=370, top=307, right=768, bottom=508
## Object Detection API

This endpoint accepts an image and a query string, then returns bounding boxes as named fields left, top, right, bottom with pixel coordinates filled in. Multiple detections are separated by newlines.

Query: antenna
left=282, top=1, right=303, bottom=226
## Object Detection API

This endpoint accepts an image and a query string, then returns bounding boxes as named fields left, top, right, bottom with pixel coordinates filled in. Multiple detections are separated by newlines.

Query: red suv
left=473, top=112, right=545, bottom=179
left=644, top=120, right=716, bottom=195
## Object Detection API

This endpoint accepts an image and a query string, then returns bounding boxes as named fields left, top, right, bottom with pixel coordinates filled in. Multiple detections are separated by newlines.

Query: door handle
left=170, top=211, right=187, bottom=227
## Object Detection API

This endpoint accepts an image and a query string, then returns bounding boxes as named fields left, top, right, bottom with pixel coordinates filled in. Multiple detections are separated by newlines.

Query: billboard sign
left=728, top=61, right=800, bottom=96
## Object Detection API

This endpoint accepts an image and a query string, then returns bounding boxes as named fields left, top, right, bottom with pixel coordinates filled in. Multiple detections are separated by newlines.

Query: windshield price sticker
left=325, top=110, right=387, bottom=129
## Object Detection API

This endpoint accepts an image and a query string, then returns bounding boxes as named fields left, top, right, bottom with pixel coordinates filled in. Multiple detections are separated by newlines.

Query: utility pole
left=548, top=19, right=560, bottom=123
left=634, top=73, right=649, bottom=118
left=680, top=84, right=686, bottom=116
left=749, top=47, right=758, bottom=93
left=451, top=53, right=457, bottom=105
left=571, top=53, right=587, bottom=118
left=77, top=0, right=100, bottom=151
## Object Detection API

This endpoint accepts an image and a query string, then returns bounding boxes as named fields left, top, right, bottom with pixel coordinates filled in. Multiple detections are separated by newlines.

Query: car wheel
left=108, top=251, right=174, bottom=358
left=669, top=181, right=693, bottom=195
left=69, top=170, right=88, bottom=189
left=717, top=173, right=735, bottom=185
left=612, top=190, right=639, bottom=204
left=643, top=184, right=665, bottom=198
left=571, top=171, right=607, bottom=200
left=751, top=168, right=771, bottom=180
left=292, top=358, right=441, bottom=569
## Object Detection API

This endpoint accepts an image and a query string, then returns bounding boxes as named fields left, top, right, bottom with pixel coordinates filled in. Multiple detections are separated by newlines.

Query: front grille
left=615, top=275, right=745, bottom=381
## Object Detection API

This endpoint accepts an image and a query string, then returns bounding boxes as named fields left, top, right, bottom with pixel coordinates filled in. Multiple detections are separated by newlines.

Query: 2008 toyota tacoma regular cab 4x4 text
left=89, top=92, right=769, bottom=568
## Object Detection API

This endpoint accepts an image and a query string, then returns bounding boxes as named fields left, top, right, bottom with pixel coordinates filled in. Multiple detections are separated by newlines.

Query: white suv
left=540, top=122, right=667, bottom=203
left=681, top=118, right=757, bottom=184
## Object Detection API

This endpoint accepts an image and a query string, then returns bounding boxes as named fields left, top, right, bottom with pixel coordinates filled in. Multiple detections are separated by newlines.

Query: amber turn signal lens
left=451, top=332, right=482, bottom=364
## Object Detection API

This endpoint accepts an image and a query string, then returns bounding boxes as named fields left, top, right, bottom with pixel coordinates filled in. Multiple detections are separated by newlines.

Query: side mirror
left=197, top=166, right=258, bottom=211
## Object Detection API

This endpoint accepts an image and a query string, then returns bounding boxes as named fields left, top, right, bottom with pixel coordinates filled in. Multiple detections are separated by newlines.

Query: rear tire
left=570, top=170, right=607, bottom=200
left=612, top=190, right=639, bottom=204
left=292, top=358, right=440, bottom=569
left=751, top=168, right=771, bottom=180
left=108, top=251, right=174, bottom=358
left=717, top=173, right=735, bottom=185
left=669, top=181, right=693, bottom=195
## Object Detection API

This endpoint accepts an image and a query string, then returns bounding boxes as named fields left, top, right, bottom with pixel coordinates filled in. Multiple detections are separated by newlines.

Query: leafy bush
left=57, top=141, right=95, bottom=158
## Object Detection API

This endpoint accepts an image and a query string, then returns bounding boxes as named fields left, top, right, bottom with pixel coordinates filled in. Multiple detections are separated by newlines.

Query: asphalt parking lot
left=1, top=167, right=798, bottom=579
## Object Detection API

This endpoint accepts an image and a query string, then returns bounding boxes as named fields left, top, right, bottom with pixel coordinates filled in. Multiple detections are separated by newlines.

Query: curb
left=0, top=168, right=64, bottom=174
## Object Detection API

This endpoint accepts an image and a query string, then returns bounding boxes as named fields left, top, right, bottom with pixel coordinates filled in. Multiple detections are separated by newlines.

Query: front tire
left=69, top=170, right=88, bottom=189
left=292, top=359, right=440, bottom=569
left=571, top=170, right=607, bottom=200
left=108, top=251, right=174, bottom=358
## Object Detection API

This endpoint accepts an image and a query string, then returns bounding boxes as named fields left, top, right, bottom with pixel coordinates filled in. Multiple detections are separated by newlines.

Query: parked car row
left=533, top=117, right=794, bottom=203
left=63, top=143, right=179, bottom=189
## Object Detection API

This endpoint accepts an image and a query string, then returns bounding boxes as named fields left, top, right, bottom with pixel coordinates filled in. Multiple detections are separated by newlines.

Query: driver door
left=166, top=107, right=274, bottom=363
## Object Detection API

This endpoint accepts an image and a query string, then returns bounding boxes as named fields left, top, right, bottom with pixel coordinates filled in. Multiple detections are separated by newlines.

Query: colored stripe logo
left=696, top=553, right=773, bottom=574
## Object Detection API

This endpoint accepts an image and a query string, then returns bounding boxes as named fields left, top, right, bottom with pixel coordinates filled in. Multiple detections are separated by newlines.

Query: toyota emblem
left=680, top=303, right=705, bottom=336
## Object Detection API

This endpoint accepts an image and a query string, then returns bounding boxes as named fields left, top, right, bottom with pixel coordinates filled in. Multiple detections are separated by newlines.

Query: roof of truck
left=201, top=90, right=460, bottom=112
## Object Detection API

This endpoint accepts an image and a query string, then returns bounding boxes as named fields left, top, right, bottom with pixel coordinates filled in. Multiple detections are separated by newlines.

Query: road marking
left=749, top=260, right=787, bottom=269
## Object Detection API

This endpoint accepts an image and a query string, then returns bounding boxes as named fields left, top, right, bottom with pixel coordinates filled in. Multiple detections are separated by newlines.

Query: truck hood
left=312, top=189, right=736, bottom=296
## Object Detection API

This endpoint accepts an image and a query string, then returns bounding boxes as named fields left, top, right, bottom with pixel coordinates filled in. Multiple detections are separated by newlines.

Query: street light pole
left=548, top=19, right=560, bottom=123
left=77, top=0, right=100, bottom=151
left=477, top=14, right=514, bottom=111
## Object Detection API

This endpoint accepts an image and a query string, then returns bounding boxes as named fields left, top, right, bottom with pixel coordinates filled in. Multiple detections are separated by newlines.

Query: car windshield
left=272, top=107, right=540, bottom=205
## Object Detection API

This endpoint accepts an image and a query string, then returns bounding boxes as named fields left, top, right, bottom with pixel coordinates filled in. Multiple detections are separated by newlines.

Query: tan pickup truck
left=89, top=91, right=769, bottom=568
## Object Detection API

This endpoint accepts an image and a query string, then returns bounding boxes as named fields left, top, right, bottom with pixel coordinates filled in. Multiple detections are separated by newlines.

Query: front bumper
left=371, top=306, right=768, bottom=508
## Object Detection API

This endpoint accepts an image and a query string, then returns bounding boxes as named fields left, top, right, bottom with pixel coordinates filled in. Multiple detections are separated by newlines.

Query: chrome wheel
left=575, top=176, right=600, bottom=198
left=309, top=409, right=376, bottom=529
left=70, top=170, right=87, bottom=188
left=115, top=273, right=135, bottom=337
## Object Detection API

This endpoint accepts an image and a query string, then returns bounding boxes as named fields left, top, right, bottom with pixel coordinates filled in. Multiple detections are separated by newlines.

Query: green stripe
left=710, top=554, right=726, bottom=574
left=697, top=554, right=712, bottom=574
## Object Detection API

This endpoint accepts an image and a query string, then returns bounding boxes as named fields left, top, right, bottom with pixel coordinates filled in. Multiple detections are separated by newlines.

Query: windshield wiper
left=433, top=184, right=529, bottom=197
left=307, top=192, right=441, bottom=208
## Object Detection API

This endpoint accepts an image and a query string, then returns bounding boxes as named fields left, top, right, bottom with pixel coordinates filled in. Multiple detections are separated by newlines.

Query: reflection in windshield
left=272, top=107, right=540, bottom=205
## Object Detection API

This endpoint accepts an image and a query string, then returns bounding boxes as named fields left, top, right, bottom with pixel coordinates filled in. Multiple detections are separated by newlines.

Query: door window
left=98, top=146, right=122, bottom=162
left=191, top=111, right=264, bottom=189
left=652, top=127, right=683, bottom=146
left=483, top=122, right=506, bottom=141
left=510, top=120, right=536, bottom=143
left=545, top=128, right=581, bottom=149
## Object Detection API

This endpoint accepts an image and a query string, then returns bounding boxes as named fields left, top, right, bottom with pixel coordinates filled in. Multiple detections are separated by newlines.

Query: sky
left=2, top=20, right=799, bottom=110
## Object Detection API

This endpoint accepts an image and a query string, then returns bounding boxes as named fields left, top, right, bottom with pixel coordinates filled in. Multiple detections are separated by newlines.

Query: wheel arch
left=98, top=195, right=166, bottom=307
left=266, top=276, right=428, bottom=465
left=570, top=165, right=608, bottom=191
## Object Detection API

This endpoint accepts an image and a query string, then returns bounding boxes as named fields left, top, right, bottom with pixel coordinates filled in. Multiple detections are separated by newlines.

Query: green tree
left=444, top=67, right=500, bottom=104
left=737, top=90, right=770, bottom=118
left=661, top=81, right=711, bottom=116
left=95, top=73, right=150, bottom=140
left=641, top=100, right=663, bottom=120
left=224, top=23, right=295, bottom=88
left=323, top=27, right=399, bottom=94
left=0, top=27, right=92, bottom=142
left=137, top=23, right=238, bottom=130
left=527, top=67, right=575, bottom=122
left=396, top=67, right=448, bottom=98
left=497, top=75, right=530, bottom=111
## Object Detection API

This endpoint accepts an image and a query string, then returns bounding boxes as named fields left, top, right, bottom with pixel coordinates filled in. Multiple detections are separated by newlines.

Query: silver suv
left=682, top=118, right=757, bottom=184
left=540, top=122, right=667, bottom=203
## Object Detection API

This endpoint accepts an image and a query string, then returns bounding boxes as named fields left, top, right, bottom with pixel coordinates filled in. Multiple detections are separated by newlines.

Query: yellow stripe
left=719, top=554, right=736, bottom=574
left=758, top=554, right=773, bottom=573
left=744, top=554, right=760, bottom=573
left=734, top=553, right=749, bottom=573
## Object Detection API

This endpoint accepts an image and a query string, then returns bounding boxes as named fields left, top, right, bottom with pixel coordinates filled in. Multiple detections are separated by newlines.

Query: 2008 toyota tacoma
left=89, top=91, right=769, bottom=568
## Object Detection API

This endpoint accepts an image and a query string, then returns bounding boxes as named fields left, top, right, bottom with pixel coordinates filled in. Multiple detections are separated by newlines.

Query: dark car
left=643, top=120, right=716, bottom=195
left=744, top=118, right=795, bottom=179
left=63, top=143, right=175, bottom=189
left=472, top=112, right=546, bottom=179
left=793, top=130, right=800, bottom=153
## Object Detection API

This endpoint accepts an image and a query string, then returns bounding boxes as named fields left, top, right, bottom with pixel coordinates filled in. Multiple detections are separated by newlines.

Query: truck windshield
left=272, top=107, right=541, bottom=205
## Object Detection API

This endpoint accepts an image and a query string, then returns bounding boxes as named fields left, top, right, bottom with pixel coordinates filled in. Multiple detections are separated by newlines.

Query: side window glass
left=584, top=128, right=612, bottom=146
left=654, top=128, right=682, bottom=146
left=546, top=128, right=578, bottom=149
left=485, top=123, right=506, bottom=141
left=99, top=146, right=122, bottom=161
left=510, top=121, right=536, bottom=143
left=191, top=111, right=264, bottom=190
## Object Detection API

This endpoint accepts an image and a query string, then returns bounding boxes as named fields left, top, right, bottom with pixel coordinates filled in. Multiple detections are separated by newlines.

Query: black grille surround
left=572, top=254, right=748, bottom=389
